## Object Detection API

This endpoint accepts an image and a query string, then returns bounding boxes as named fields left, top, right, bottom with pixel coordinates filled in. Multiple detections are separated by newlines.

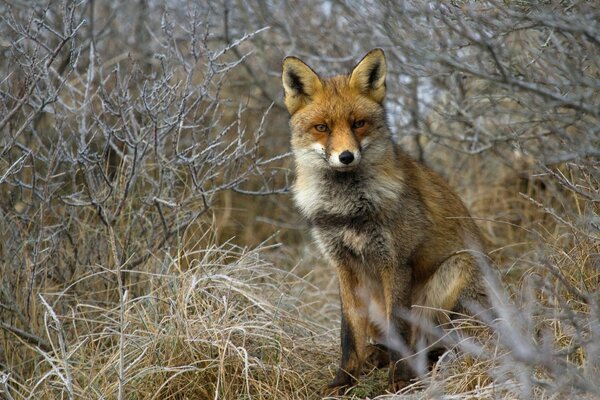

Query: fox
left=281, top=48, right=490, bottom=393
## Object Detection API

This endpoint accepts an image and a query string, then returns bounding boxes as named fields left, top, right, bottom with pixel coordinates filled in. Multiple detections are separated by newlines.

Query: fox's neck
left=293, top=147, right=406, bottom=220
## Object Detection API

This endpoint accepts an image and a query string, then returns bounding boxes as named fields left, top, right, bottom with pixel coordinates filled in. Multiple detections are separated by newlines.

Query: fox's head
left=282, top=49, right=389, bottom=172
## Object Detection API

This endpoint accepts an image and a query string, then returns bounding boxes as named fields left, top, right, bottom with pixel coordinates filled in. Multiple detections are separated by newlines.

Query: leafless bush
left=0, top=0, right=285, bottom=388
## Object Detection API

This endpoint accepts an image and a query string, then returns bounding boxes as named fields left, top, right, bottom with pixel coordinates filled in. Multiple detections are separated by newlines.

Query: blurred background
left=1, top=1, right=598, bottom=399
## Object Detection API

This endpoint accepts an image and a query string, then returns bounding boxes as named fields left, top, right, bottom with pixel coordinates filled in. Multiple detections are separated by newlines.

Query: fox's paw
left=322, top=382, right=352, bottom=397
left=388, top=361, right=414, bottom=393
left=322, top=370, right=355, bottom=396
left=387, top=378, right=410, bottom=393
left=321, top=384, right=347, bottom=397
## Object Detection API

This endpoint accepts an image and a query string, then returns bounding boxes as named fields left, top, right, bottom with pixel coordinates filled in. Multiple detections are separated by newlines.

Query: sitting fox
left=282, top=49, right=489, bottom=392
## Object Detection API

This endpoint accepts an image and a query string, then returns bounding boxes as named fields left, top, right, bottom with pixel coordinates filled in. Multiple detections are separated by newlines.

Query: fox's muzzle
left=328, top=149, right=361, bottom=171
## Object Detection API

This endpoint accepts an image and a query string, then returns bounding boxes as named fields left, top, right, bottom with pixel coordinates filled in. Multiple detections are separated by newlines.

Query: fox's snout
left=339, top=151, right=354, bottom=165
left=328, top=148, right=361, bottom=170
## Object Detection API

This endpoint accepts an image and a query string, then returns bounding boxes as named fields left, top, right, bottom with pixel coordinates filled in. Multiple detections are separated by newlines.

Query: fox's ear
left=349, top=48, right=387, bottom=103
left=282, top=57, right=322, bottom=114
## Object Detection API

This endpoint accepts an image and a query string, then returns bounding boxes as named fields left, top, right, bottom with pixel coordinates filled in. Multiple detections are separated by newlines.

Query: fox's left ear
left=349, top=48, right=387, bottom=103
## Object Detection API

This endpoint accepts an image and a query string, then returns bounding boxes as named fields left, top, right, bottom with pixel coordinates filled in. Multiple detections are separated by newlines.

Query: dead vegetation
left=1, top=1, right=599, bottom=399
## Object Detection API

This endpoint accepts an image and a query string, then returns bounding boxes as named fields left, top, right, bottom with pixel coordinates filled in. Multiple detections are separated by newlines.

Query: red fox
left=282, top=49, right=490, bottom=393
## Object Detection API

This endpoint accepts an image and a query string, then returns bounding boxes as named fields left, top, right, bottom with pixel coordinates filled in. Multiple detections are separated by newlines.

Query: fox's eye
left=315, top=124, right=328, bottom=132
left=353, top=120, right=366, bottom=129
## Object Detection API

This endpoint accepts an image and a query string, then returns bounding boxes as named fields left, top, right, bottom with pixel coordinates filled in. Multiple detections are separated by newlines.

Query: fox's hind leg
left=410, top=253, right=484, bottom=357
left=454, top=271, right=491, bottom=318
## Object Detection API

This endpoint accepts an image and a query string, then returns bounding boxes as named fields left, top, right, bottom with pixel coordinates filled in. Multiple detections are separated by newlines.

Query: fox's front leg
left=381, top=266, right=416, bottom=391
left=327, top=266, right=368, bottom=392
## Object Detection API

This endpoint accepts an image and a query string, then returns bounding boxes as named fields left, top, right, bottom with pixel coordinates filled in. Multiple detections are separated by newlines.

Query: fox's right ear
left=282, top=57, right=322, bottom=114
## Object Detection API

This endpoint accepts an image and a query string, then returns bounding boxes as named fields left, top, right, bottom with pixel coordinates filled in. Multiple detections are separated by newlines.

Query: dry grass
left=2, top=237, right=337, bottom=399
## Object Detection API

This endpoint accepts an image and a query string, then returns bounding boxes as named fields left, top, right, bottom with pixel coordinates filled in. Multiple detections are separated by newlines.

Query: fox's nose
left=339, top=151, right=355, bottom=165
